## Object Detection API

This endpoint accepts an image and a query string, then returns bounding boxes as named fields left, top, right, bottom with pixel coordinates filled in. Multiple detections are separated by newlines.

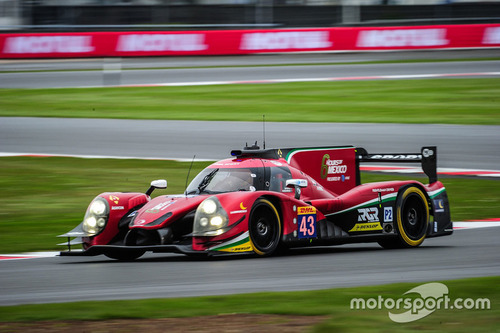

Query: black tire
left=378, top=186, right=429, bottom=249
left=377, top=238, right=403, bottom=249
left=105, top=249, right=145, bottom=261
left=249, top=198, right=281, bottom=256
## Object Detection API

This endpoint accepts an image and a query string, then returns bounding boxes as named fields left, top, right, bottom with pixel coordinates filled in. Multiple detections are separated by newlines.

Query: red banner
left=1, top=24, right=499, bottom=59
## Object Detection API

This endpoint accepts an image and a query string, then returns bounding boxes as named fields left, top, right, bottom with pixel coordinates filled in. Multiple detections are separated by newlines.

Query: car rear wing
left=355, top=146, right=438, bottom=184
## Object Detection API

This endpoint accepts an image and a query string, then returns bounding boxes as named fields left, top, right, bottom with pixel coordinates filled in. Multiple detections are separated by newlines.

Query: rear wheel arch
left=379, top=183, right=430, bottom=249
left=402, top=183, right=432, bottom=212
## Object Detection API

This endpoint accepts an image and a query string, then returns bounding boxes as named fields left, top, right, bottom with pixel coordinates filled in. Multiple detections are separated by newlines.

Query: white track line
left=120, top=72, right=500, bottom=88
left=0, top=152, right=212, bottom=162
left=453, top=221, right=500, bottom=230
left=360, top=164, right=500, bottom=178
left=0, top=252, right=60, bottom=260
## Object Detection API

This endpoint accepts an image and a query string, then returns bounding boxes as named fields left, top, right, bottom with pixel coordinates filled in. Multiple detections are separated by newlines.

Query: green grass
left=0, top=276, right=498, bottom=333
left=0, top=157, right=211, bottom=253
left=0, top=78, right=499, bottom=124
left=0, top=156, right=498, bottom=254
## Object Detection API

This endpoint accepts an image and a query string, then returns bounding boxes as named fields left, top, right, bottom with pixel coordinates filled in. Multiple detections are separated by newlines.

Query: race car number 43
left=298, top=206, right=317, bottom=239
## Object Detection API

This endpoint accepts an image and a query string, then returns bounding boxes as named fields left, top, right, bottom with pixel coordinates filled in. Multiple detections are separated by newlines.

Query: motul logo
left=3, top=36, right=94, bottom=54
left=116, top=34, right=207, bottom=52
left=483, top=27, right=500, bottom=44
left=356, top=29, right=448, bottom=48
left=240, top=31, right=332, bottom=50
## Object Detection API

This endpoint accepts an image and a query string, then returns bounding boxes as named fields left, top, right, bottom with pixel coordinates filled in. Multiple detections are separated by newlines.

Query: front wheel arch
left=248, top=198, right=282, bottom=256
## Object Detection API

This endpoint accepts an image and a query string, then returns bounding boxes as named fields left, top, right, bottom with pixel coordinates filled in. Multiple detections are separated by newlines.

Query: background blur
left=1, top=0, right=500, bottom=31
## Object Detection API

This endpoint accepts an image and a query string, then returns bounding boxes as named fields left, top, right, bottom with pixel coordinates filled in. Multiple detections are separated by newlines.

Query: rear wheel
left=249, top=199, right=281, bottom=256
left=378, top=186, right=429, bottom=249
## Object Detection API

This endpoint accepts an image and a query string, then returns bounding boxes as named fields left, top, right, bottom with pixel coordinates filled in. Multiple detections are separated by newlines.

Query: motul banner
left=1, top=24, right=499, bottom=59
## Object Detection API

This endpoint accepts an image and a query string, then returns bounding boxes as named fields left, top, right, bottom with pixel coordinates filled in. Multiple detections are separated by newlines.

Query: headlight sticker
left=230, top=202, right=248, bottom=214
left=109, top=195, right=120, bottom=204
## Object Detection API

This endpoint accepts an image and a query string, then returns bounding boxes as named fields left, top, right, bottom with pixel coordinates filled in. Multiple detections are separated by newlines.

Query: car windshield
left=185, top=167, right=261, bottom=195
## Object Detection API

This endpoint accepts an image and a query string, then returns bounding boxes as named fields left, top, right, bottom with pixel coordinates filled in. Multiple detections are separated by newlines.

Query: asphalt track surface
left=0, top=228, right=499, bottom=306
left=1, top=50, right=499, bottom=306
left=1, top=49, right=499, bottom=71
left=1, top=118, right=500, bottom=170
left=0, top=49, right=499, bottom=88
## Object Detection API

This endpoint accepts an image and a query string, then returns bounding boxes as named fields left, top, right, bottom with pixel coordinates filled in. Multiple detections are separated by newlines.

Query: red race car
left=59, top=145, right=452, bottom=260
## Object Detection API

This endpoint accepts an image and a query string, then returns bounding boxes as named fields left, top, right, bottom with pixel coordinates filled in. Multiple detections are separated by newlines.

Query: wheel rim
left=257, top=220, right=268, bottom=236
left=250, top=200, right=280, bottom=255
left=407, top=208, right=417, bottom=226
left=402, top=194, right=426, bottom=240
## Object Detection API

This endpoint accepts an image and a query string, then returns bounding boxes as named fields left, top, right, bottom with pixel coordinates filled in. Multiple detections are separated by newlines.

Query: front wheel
left=378, top=186, right=429, bottom=249
left=105, top=249, right=145, bottom=261
left=249, top=198, right=281, bottom=256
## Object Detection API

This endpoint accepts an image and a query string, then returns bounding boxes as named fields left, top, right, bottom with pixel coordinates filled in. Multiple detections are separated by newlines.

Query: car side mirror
left=286, top=179, right=308, bottom=200
left=146, top=179, right=167, bottom=196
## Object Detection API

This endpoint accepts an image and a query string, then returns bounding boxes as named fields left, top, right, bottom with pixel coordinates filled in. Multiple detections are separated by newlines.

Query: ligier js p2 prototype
left=59, top=145, right=452, bottom=260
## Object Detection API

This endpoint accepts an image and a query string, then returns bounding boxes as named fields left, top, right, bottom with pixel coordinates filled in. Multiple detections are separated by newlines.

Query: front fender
left=192, top=191, right=305, bottom=252
left=192, top=191, right=280, bottom=252
left=60, top=192, right=150, bottom=248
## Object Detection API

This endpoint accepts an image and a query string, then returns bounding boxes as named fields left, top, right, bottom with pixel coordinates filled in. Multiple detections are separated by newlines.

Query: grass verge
left=0, top=156, right=498, bottom=254
left=0, top=276, right=498, bottom=333
left=0, top=79, right=499, bottom=125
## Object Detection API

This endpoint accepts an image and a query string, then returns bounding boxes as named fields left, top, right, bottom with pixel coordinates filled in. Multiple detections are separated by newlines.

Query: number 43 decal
left=298, top=206, right=317, bottom=239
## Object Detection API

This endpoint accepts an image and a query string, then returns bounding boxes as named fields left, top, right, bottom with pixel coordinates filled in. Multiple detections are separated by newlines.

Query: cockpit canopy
left=185, top=159, right=293, bottom=195
left=186, top=167, right=261, bottom=195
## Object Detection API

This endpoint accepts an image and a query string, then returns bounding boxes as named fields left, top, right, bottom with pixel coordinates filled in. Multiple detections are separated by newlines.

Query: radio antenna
left=263, top=114, right=266, bottom=149
left=184, top=155, right=196, bottom=196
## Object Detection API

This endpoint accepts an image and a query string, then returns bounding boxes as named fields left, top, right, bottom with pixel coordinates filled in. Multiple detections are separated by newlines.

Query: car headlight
left=82, top=197, right=110, bottom=236
left=200, top=199, right=217, bottom=215
left=193, top=197, right=229, bottom=237
left=89, top=200, right=107, bottom=215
